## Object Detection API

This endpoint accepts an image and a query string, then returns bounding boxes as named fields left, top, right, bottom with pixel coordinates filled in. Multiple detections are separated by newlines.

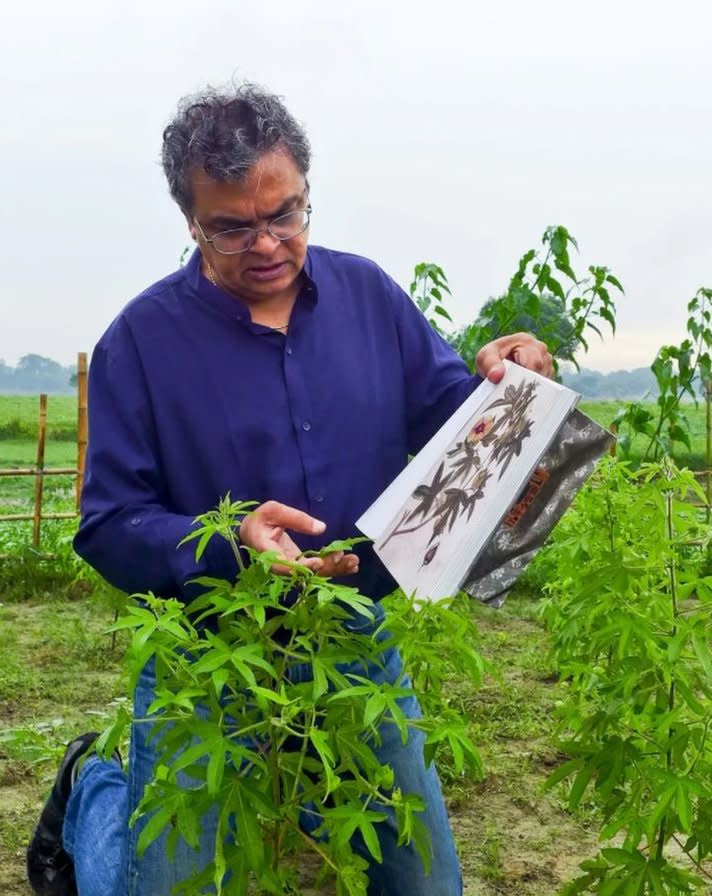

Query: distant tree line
left=559, top=366, right=659, bottom=400
left=0, top=354, right=76, bottom=394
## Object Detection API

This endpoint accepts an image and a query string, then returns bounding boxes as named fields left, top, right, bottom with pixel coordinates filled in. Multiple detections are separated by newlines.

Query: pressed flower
left=466, top=415, right=495, bottom=443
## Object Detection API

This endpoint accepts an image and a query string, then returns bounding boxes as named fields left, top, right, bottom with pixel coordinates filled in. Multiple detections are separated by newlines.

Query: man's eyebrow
left=207, top=193, right=305, bottom=230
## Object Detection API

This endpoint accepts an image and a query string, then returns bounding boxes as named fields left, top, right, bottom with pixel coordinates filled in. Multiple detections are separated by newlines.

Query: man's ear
left=185, top=213, right=197, bottom=241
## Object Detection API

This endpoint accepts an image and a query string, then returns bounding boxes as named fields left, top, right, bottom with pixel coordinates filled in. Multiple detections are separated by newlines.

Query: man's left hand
left=475, top=332, right=553, bottom=383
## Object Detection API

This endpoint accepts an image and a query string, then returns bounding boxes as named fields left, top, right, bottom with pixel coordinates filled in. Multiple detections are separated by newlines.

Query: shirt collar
left=184, top=247, right=319, bottom=321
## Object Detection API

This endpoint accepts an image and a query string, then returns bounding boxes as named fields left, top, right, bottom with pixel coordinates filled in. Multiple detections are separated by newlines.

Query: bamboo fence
left=0, top=353, right=87, bottom=549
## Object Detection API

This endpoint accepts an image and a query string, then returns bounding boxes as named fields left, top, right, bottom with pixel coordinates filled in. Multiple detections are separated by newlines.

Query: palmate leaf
left=406, top=461, right=452, bottom=522
left=491, top=421, right=533, bottom=478
left=447, top=444, right=483, bottom=484
left=446, top=437, right=474, bottom=459
left=300, top=536, right=370, bottom=557
left=430, top=488, right=469, bottom=539
left=234, top=786, right=266, bottom=876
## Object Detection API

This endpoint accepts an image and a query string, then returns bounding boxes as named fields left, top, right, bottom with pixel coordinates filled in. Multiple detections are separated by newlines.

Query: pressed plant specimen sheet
left=357, top=361, right=579, bottom=601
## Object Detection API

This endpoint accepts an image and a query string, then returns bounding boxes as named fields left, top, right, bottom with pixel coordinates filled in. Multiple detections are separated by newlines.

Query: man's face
left=189, top=149, right=309, bottom=307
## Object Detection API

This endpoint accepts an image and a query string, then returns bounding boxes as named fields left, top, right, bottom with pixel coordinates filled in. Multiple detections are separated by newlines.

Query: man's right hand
left=239, top=500, right=360, bottom=577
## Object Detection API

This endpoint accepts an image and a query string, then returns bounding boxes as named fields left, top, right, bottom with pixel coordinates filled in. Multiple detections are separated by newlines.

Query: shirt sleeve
left=73, top=317, right=237, bottom=599
left=385, top=275, right=484, bottom=454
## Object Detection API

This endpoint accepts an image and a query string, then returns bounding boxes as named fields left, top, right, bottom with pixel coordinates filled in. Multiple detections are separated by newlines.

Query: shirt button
left=315, top=494, right=325, bottom=503
left=302, top=421, right=312, bottom=431
left=286, top=346, right=293, bottom=356
left=130, top=517, right=142, bottom=527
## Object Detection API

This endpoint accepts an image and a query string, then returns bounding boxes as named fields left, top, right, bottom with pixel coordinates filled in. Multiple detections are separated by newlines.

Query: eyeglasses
left=193, top=206, right=312, bottom=255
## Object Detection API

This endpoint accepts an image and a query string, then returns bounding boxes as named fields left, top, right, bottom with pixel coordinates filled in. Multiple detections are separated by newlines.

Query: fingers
left=510, top=337, right=554, bottom=377
left=250, top=500, right=326, bottom=535
left=314, top=551, right=360, bottom=577
left=239, top=501, right=360, bottom=578
left=240, top=500, right=325, bottom=550
left=476, top=332, right=553, bottom=381
left=262, top=551, right=360, bottom=578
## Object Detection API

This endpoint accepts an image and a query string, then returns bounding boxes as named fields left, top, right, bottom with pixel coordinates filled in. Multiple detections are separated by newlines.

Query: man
left=27, top=83, right=551, bottom=896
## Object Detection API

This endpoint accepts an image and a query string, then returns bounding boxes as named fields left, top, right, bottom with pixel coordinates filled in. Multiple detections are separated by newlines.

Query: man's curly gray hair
left=161, top=83, right=311, bottom=215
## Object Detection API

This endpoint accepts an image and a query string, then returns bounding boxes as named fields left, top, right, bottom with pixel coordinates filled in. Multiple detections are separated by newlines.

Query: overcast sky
left=1, top=0, right=710, bottom=372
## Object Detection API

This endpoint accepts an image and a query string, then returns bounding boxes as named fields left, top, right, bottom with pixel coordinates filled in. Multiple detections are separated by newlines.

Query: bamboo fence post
left=609, top=421, right=618, bottom=457
left=76, top=352, right=88, bottom=512
left=32, top=394, right=48, bottom=548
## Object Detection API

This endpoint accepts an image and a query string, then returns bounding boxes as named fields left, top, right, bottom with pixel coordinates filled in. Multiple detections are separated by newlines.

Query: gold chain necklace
left=206, top=263, right=290, bottom=332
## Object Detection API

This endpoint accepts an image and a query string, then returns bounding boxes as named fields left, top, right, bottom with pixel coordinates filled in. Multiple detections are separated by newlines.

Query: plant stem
left=657, top=475, right=678, bottom=861
left=672, top=835, right=712, bottom=883
left=286, top=818, right=341, bottom=873
left=226, top=528, right=246, bottom=573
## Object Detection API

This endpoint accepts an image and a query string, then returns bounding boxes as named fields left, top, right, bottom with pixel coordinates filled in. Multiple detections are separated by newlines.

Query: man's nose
left=250, top=229, right=281, bottom=253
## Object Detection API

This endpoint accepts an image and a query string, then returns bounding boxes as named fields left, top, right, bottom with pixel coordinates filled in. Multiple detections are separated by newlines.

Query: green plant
left=475, top=823, right=505, bottom=883
left=101, top=497, right=483, bottom=896
left=450, top=226, right=622, bottom=374
left=409, top=262, right=453, bottom=335
left=614, top=289, right=712, bottom=464
left=540, top=459, right=712, bottom=894
left=0, top=720, right=67, bottom=769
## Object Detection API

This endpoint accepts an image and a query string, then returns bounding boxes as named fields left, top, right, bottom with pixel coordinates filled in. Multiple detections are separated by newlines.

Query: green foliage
left=0, top=519, right=79, bottom=599
left=107, top=497, right=483, bottom=895
left=0, top=720, right=68, bottom=769
left=0, top=514, right=127, bottom=614
left=540, top=459, right=712, bottom=894
left=409, top=262, right=453, bottom=335
left=614, top=289, right=712, bottom=463
left=381, top=592, right=484, bottom=778
left=449, top=226, right=622, bottom=374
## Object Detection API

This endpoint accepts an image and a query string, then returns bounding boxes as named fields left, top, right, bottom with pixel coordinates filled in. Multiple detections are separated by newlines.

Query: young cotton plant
left=540, top=460, right=712, bottom=894
left=103, top=496, right=483, bottom=896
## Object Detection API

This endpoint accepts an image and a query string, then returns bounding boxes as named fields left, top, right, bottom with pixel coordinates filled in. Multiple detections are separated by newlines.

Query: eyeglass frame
left=192, top=203, right=312, bottom=255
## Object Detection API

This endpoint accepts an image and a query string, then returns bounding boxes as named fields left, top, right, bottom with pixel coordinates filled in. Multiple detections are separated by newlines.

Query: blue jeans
left=63, top=605, right=462, bottom=895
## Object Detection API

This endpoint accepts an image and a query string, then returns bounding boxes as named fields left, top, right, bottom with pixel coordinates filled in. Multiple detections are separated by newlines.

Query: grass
left=579, top=399, right=710, bottom=470
left=0, top=399, right=78, bottom=540
left=0, top=440, right=76, bottom=509
left=0, top=395, right=77, bottom=441
left=0, top=590, right=130, bottom=896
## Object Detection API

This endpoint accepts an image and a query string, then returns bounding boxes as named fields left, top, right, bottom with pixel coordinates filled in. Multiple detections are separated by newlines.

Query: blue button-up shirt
left=74, top=247, right=480, bottom=600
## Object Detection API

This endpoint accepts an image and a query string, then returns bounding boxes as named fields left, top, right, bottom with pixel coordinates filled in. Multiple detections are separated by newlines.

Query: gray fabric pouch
left=462, top=409, right=614, bottom=607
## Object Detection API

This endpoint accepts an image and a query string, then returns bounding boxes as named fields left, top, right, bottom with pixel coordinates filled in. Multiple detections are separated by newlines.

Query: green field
left=580, top=399, right=709, bottom=470
left=0, top=440, right=76, bottom=512
left=0, top=394, right=77, bottom=440
left=0, top=394, right=709, bottom=528
left=0, top=397, right=79, bottom=546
